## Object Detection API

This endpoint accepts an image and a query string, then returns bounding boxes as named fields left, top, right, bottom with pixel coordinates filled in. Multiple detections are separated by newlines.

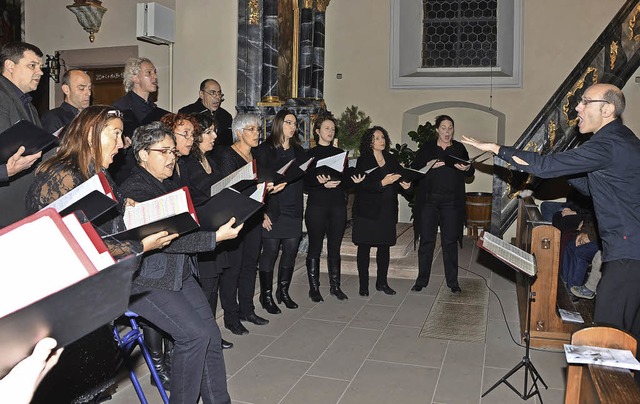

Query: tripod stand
left=482, top=274, right=548, bottom=402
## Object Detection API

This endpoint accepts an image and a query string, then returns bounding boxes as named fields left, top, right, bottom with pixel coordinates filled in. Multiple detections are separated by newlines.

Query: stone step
left=318, top=222, right=418, bottom=279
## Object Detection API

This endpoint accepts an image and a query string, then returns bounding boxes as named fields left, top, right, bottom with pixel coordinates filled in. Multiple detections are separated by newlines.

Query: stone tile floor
left=108, top=238, right=568, bottom=403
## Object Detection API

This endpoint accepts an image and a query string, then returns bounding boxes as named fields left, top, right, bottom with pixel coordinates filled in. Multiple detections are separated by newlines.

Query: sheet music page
left=45, top=174, right=105, bottom=213
left=52, top=126, right=65, bottom=138
left=365, top=166, right=379, bottom=174
left=316, top=151, right=347, bottom=172
left=62, top=215, right=114, bottom=271
left=481, top=232, right=537, bottom=276
left=347, top=158, right=357, bottom=168
left=299, top=157, right=314, bottom=171
left=564, top=344, right=640, bottom=371
left=0, top=216, right=90, bottom=317
left=277, top=159, right=295, bottom=175
left=249, top=182, right=267, bottom=203
left=210, top=161, right=255, bottom=197
left=123, top=188, right=189, bottom=229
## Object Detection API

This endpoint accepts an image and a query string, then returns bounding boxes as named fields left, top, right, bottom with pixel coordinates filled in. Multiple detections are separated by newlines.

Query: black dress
left=352, top=152, right=404, bottom=246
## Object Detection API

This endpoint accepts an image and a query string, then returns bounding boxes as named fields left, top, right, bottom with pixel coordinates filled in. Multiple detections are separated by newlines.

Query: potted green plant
left=335, top=105, right=371, bottom=157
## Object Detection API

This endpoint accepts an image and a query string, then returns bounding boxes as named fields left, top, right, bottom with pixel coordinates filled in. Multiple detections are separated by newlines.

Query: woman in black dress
left=180, top=113, right=234, bottom=349
left=352, top=126, right=410, bottom=296
left=410, top=115, right=474, bottom=293
left=304, top=114, right=364, bottom=302
left=254, top=109, right=306, bottom=313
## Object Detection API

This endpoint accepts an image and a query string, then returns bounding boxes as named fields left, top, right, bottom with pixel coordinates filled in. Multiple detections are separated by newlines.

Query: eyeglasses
left=283, top=120, right=297, bottom=126
left=578, top=98, right=610, bottom=106
left=202, top=89, right=224, bottom=98
left=107, top=110, right=123, bottom=118
left=148, top=148, right=179, bottom=156
left=242, top=126, right=261, bottom=133
left=175, top=131, right=194, bottom=140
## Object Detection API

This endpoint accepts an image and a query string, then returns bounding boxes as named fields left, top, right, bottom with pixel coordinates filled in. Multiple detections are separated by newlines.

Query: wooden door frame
left=52, top=46, right=138, bottom=107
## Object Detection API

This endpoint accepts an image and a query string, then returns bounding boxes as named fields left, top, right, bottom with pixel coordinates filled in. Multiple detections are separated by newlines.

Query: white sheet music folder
left=478, top=231, right=537, bottom=277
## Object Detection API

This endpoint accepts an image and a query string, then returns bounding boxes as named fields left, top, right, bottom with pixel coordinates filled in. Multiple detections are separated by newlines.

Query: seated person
left=571, top=250, right=602, bottom=300
left=561, top=219, right=600, bottom=291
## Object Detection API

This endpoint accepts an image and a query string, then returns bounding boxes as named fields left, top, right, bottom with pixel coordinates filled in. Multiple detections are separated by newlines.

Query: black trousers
left=260, top=237, right=300, bottom=272
left=415, top=196, right=461, bottom=288
left=219, top=219, right=261, bottom=324
left=305, top=203, right=346, bottom=262
left=129, top=276, right=230, bottom=404
left=594, top=259, right=640, bottom=338
left=357, top=244, right=391, bottom=285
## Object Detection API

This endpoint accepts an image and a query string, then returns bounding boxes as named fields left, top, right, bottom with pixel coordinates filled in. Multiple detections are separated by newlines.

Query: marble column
left=310, top=8, right=325, bottom=99
left=297, top=2, right=314, bottom=98
left=261, top=0, right=279, bottom=102
left=237, top=0, right=262, bottom=108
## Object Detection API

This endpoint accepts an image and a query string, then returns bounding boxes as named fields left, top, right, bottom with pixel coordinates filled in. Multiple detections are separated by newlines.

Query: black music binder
left=58, top=190, right=118, bottom=222
left=0, top=120, right=59, bottom=164
left=107, top=212, right=199, bottom=241
left=443, top=154, right=472, bottom=169
left=196, top=188, right=264, bottom=231
left=0, top=256, right=137, bottom=378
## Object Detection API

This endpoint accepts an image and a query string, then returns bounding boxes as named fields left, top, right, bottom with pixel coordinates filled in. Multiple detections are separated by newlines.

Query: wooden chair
left=565, top=326, right=640, bottom=403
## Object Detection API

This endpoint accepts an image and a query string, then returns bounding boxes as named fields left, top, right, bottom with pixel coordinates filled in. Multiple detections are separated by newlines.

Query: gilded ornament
left=547, top=120, right=556, bottom=148
left=610, top=40, right=618, bottom=70
left=629, top=4, right=640, bottom=41
left=249, top=0, right=259, bottom=25
left=316, top=0, right=331, bottom=12
left=562, top=67, right=598, bottom=127
left=301, top=0, right=314, bottom=9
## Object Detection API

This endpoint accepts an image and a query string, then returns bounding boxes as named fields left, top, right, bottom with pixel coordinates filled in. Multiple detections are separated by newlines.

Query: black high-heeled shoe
left=359, top=289, right=369, bottom=297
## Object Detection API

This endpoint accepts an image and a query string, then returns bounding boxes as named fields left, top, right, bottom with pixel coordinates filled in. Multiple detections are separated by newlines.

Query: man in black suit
left=40, top=69, right=91, bottom=135
left=0, top=41, right=45, bottom=227
left=179, top=79, right=233, bottom=146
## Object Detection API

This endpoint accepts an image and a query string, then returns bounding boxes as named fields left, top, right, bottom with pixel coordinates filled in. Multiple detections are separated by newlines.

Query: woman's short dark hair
left=359, top=126, right=390, bottom=155
left=435, top=115, right=455, bottom=128
left=312, top=113, right=337, bottom=145
left=132, top=121, right=176, bottom=164
left=267, top=109, right=300, bottom=148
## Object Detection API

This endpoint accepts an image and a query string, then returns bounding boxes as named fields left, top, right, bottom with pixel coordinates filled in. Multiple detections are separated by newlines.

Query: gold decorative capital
left=629, top=4, right=640, bottom=41
left=249, top=0, right=259, bottom=25
left=316, top=0, right=331, bottom=12
left=301, top=0, right=314, bottom=9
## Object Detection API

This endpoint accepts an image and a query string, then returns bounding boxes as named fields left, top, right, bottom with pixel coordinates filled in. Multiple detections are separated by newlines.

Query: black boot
left=259, top=271, right=281, bottom=314
left=306, top=258, right=323, bottom=302
left=357, top=263, right=369, bottom=297
left=376, top=265, right=396, bottom=295
left=276, top=266, right=298, bottom=309
left=144, top=326, right=170, bottom=390
left=328, top=258, right=348, bottom=300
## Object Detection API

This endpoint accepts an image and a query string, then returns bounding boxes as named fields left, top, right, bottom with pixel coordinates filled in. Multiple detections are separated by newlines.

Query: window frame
left=390, top=0, right=523, bottom=89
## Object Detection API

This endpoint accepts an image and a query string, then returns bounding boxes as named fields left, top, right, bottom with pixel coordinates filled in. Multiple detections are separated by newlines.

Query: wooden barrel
left=465, top=192, right=492, bottom=237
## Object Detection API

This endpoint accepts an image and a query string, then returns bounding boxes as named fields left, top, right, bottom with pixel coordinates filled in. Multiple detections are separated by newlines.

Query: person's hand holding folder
left=6, top=146, right=41, bottom=178
left=215, top=217, right=244, bottom=242
left=317, top=174, right=341, bottom=188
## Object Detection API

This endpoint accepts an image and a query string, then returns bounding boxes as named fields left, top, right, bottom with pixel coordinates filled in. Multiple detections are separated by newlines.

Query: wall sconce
left=45, top=52, right=62, bottom=83
left=66, top=0, right=108, bottom=43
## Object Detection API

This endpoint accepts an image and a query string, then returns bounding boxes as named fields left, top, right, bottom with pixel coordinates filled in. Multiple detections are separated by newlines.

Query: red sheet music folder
left=0, top=209, right=135, bottom=377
